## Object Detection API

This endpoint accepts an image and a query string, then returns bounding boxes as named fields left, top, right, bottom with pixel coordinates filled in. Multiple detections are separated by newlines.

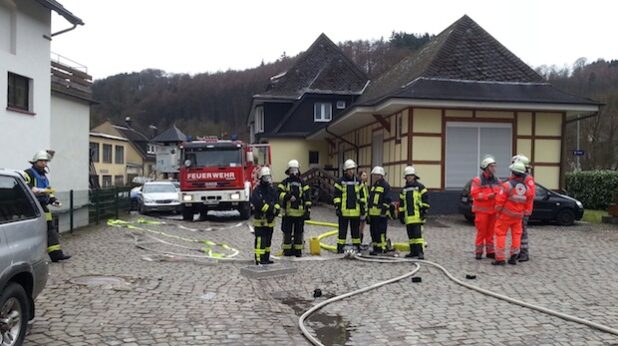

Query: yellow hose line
left=306, top=219, right=414, bottom=252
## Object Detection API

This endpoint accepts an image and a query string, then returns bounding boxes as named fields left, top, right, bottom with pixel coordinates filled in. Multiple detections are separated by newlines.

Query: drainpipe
left=325, top=125, right=359, bottom=171
left=43, top=24, right=78, bottom=40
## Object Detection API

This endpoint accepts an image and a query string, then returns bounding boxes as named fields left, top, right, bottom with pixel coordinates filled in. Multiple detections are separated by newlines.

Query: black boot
left=417, top=252, right=425, bottom=260
left=261, top=252, right=274, bottom=264
left=518, top=253, right=529, bottom=262
left=294, top=249, right=302, bottom=258
left=475, top=253, right=483, bottom=260
left=492, top=260, right=506, bottom=266
left=283, top=249, right=293, bottom=256
left=508, top=254, right=518, bottom=265
left=49, top=250, right=71, bottom=263
left=337, top=244, right=344, bottom=254
left=405, top=252, right=416, bottom=258
left=486, top=253, right=496, bottom=259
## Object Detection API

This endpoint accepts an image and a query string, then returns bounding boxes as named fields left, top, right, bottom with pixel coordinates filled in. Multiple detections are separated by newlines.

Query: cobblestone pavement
left=24, top=206, right=618, bottom=346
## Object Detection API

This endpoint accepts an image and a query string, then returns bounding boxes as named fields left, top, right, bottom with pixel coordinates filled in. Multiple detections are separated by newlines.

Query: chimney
left=125, top=116, right=132, bottom=128
left=149, top=124, right=158, bottom=139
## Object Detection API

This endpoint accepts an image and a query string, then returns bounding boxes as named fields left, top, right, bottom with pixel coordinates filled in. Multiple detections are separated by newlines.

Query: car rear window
left=0, top=175, right=39, bottom=224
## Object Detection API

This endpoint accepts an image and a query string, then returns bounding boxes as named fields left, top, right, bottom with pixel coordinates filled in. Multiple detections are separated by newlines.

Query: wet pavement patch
left=274, top=292, right=353, bottom=346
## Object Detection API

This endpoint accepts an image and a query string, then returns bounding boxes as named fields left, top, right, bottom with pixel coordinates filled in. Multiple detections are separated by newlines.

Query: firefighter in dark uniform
left=278, top=159, right=311, bottom=257
left=250, top=166, right=280, bottom=265
left=367, top=166, right=391, bottom=255
left=23, top=150, right=71, bottom=262
left=333, top=159, right=367, bottom=253
left=399, top=166, right=430, bottom=259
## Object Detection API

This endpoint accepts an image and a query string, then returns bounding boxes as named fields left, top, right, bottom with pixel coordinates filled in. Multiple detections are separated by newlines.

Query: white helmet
left=509, top=161, right=526, bottom=174
left=287, top=159, right=299, bottom=169
left=404, top=166, right=418, bottom=178
left=29, top=150, right=52, bottom=163
left=371, top=166, right=385, bottom=176
left=258, top=166, right=271, bottom=178
left=511, top=154, right=531, bottom=167
left=480, top=156, right=496, bottom=170
left=343, top=159, right=356, bottom=171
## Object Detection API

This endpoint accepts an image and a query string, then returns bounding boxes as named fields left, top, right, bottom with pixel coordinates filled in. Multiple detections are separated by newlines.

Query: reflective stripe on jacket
left=333, top=176, right=366, bottom=217
left=277, top=176, right=311, bottom=217
left=470, top=173, right=501, bottom=214
left=495, top=177, right=533, bottom=219
left=399, top=181, right=429, bottom=224
left=368, top=178, right=391, bottom=217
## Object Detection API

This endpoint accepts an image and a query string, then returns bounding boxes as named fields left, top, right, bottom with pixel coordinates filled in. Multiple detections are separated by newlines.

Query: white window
left=314, top=103, right=332, bottom=122
left=147, top=144, right=156, bottom=154
left=336, top=101, right=346, bottom=109
left=255, top=106, right=264, bottom=133
left=396, top=113, right=403, bottom=141
left=445, top=122, right=512, bottom=189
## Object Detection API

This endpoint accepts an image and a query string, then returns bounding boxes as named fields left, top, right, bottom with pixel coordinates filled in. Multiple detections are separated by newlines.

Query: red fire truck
left=178, top=137, right=271, bottom=221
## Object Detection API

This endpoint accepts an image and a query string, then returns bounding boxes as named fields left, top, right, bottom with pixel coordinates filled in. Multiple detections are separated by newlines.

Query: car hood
left=143, top=192, right=180, bottom=200
left=552, top=192, right=581, bottom=205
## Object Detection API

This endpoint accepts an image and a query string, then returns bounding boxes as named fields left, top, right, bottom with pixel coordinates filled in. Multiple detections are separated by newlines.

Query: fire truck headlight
left=183, top=194, right=193, bottom=202
left=230, top=193, right=240, bottom=200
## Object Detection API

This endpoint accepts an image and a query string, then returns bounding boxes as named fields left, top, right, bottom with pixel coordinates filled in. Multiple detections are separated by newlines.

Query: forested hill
left=90, top=32, right=432, bottom=139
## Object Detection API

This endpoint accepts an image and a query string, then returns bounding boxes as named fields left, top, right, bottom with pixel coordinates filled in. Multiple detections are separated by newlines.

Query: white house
left=0, top=0, right=86, bottom=231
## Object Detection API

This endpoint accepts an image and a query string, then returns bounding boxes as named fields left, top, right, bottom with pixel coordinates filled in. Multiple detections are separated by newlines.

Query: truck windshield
left=185, top=148, right=242, bottom=167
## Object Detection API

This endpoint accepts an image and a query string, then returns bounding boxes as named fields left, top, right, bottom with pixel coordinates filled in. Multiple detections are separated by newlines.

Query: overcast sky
left=50, top=0, right=617, bottom=80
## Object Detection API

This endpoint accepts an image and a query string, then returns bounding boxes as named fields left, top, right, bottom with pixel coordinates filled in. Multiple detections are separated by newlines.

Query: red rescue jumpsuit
left=494, top=176, right=534, bottom=261
left=470, top=172, right=501, bottom=257
left=519, top=174, right=535, bottom=258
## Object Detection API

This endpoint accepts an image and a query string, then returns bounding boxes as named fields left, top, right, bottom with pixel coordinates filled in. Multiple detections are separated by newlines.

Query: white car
left=137, top=181, right=181, bottom=214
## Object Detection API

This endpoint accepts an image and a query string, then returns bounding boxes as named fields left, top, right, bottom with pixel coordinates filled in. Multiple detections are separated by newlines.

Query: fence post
left=95, top=189, right=100, bottom=225
left=114, top=187, right=119, bottom=219
left=69, top=189, right=74, bottom=233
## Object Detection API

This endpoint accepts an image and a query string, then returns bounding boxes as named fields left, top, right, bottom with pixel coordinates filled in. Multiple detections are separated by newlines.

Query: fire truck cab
left=178, top=137, right=270, bottom=221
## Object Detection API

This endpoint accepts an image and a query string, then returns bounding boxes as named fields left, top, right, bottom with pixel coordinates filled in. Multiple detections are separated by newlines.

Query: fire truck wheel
left=238, top=202, right=251, bottom=220
left=182, top=207, right=194, bottom=221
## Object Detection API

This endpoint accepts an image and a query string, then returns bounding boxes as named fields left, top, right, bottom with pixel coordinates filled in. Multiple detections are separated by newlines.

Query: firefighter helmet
left=29, top=150, right=52, bottom=163
left=287, top=159, right=299, bottom=169
left=258, top=166, right=271, bottom=178
left=509, top=161, right=527, bottom=174
left=511, top=154, right=531, bottom=167
left=343, top=159, right=357, bottom=171
left=371, top=166, right=385, bottom=176
left=480, top=156, right=496, bottom=170
left=404, top=166, right=419, bottom=178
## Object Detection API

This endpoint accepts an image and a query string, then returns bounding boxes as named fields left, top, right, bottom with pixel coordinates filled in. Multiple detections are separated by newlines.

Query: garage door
left=445, top=122, right=512, bottom=189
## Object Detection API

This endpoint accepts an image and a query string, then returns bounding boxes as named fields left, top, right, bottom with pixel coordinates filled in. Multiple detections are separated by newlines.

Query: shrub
left=565, top=170, right=618, bottom=210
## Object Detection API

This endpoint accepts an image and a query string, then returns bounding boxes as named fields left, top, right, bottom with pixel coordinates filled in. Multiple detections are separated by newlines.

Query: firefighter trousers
left=474, top=213, right=496, bottom=255
left=494, top=215, right=523, bottom=261
left=520, top=217, right=529, bottom=257
left=44, top=209, right=64, bottom=261
left=337, top=217, right=361, bottom=251
left=369, top=216, right=387, bottom=252
left=254, top=226, right=273, bottom=264
left=281, top=216, right=304, bottom=256
left=406, top=223, right=424, bottom=256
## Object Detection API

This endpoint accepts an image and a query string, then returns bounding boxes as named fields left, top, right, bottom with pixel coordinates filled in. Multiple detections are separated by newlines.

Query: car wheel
left=556, top=209, right=575, bottom=226
left=0, top=283, right=29, bottom=346
left=138, top=204, right=147, bottom=215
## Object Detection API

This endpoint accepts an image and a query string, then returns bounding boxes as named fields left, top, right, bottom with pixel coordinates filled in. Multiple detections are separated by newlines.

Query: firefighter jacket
left=333, top=175, right=366, bottom=218
left=399, top=181, right=429, bottom=225
left=251, top=182, right=280, bottom=227
left=277, top=176, right=311, bottom=217
left=494, top=176, right=534, bottom=219
left=23, top=167, right=56, bottom=207
left=524, top=174, right=535, bottom=216
left=470, top=172, right=501, bottom=214
left=368, top=178, right=391, bottom=218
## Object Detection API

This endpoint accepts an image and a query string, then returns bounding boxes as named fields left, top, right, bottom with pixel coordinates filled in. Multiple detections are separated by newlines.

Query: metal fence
left=88, top=187, right=133, bottom=225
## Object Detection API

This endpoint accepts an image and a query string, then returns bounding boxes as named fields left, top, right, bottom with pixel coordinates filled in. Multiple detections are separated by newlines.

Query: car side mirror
left=184, top=159, right=192, bottom=168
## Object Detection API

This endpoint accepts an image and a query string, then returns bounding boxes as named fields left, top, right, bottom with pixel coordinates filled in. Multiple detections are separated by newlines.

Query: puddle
left=70, top=275, right=139, bottom=291
left=274, top=292, right=352, bottom=346
left=199, top=292, right=217, bottom=300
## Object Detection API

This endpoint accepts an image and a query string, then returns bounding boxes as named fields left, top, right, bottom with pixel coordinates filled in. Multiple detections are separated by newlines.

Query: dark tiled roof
left=151, top=125, right=187, bottom=143
left=358, top=15, right=546, bottom=105
left=257, top=34, right=369, bottom=99
left=392, top=78, right=601, bottom=105
left=113, top=124, right=153, bottom=158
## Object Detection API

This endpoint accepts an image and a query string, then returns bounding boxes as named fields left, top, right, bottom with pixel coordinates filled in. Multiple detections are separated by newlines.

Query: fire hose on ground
left=299, top=220, right=618, bottom=346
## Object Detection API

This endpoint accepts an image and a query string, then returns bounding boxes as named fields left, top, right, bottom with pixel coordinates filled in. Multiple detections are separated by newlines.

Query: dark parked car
left=459, top=179, right=584, bottom=226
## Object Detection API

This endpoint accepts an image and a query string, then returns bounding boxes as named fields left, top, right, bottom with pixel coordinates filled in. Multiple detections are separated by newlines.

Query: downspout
left=325, top=125, right=359, bottom=170
left=43, top=24, right=78, bottom=40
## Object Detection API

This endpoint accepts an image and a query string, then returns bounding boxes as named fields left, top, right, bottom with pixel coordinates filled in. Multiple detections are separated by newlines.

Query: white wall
left=0, top=0, right=52, bottom=170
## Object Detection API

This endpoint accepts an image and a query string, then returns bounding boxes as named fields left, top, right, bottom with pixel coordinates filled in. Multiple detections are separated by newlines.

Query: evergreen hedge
left=565, top=170, right=618, bottom=210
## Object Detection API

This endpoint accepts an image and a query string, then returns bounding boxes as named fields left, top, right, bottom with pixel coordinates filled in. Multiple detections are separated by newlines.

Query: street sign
left=572, top=149, right=585, bottom=156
